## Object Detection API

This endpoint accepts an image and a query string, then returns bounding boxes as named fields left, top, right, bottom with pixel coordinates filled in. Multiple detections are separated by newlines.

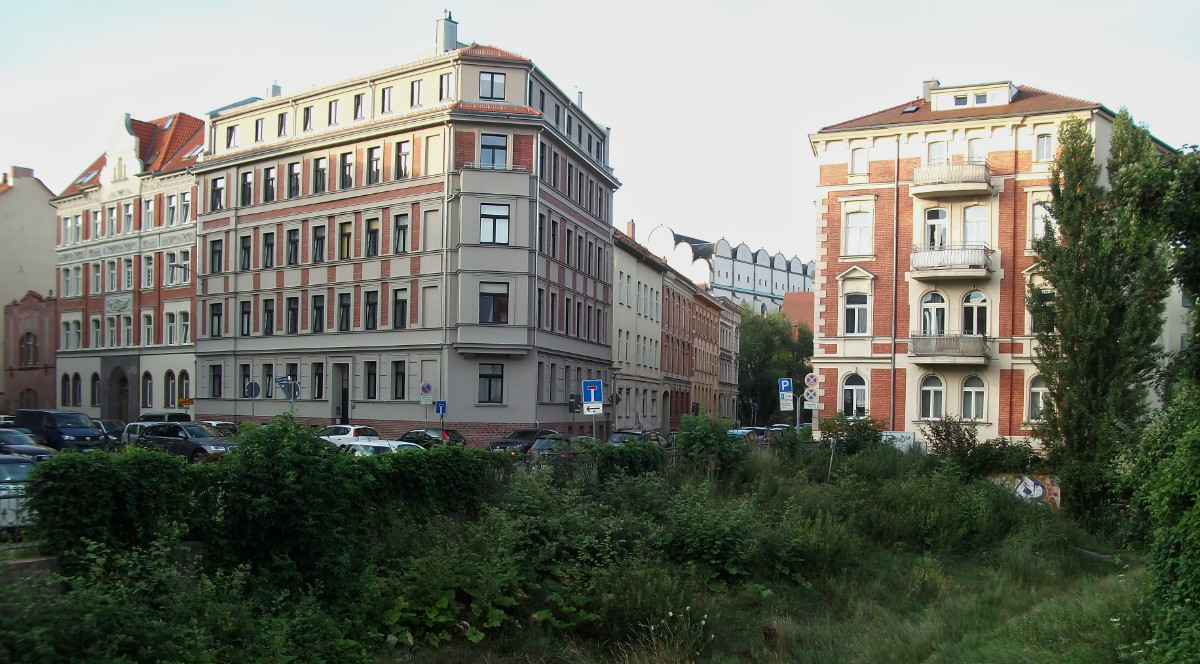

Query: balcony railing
left=910, top=243, right=992, bottom=272
left=910, top=334, right=989, bottom=358
left=911, top=160, right=991, bottom=197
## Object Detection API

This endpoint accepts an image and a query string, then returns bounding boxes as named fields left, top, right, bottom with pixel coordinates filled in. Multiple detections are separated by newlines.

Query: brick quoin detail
left=410, top=279, right=419, bottom=326
left=818, top=368, right=839, bottom=419
left=873, top=342, right=907, bottom=354
left=411, top=202, right=421, bottom=251
left=820, top=343, right=838, bottom=354
left=513, top=134, right=535, bottom=171
left=454, top=131, right=475, bottom=168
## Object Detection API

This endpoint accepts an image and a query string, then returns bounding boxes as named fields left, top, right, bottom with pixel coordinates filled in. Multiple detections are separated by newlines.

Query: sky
left=3, top=0, right=1199, bottom=263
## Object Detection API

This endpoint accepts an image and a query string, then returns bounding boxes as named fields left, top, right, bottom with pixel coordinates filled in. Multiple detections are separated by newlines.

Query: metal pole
left=591, top=414, right=595, bottom=440
left=826, top=440, right=837, bottom=483
left=424, top=404, right=428, bottom=428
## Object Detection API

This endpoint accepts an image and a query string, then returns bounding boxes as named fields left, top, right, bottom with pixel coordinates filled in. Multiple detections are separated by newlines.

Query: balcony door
left=964, top=205, right=988, bottom=248
left=924, top=209, right=948, bottom=250
left=921, top=292, right=947, bottom=336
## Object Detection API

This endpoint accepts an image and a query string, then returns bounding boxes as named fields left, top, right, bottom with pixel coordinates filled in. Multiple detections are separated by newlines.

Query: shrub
left=663, top=486, right=758, bottom=588
left=674, top=413, right=747, bottom=479
left=576, top=439, right=667, bottom=483
left=818, top=413, right=884, bottom=456
left=921, top=416, right=1040, bottom=479
left=364, top=444, right=506, bottom=519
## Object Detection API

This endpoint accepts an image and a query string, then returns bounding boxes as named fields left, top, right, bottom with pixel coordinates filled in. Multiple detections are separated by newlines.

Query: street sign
left=583, top=402, right=602, bottom=415
left=280, top=383, right=299, bottom=400
left=420, top=394, right=433, bottom=405
left=803, top=387, right=818, bottom=402
left=804, top=401, right=821, bottom=410
left=804, top=373, right=817, bottom=388
left=581, top=379, right=603, bottom=404
left=779, top=391, right=794, bottom=412
left=435, top=401, right=446, bottom=414
left=244, top=381, right=261, bottom=398
left=179, top=398, right=195, bottom=406
left=420, top=381, right=433, bottom=395
left=778, top=377, right=793, bottom=394
left=275, top=376, right=289, bottom=384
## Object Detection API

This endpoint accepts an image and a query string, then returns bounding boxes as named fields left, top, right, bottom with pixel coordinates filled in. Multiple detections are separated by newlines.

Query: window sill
left=476, top=402, right=506, bottom=407
left=838, top=254, right=875, bottom=263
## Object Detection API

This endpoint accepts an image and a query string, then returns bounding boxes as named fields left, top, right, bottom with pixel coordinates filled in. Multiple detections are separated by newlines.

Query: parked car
left=486, top=428, right=558, bottom=454
left=138, top=422, right=237, bottom=462
left=398, top=428, right=467, bottom=446
left=0, top=454, right=36, bottom=531
left=136, top=412, right=193, bottom=423
left=727, top=428, right=762, bottom=445
left=340, top=440, right=427, bottom=456
left=528, top=435, right=578, bottom=460
left=0, top=415, right=15, bottom=426
left=200, top=421, right=239, bottom=437
left=318, top=425, right=381, bottom=445
left=0, top=429, right=58, bottom=462
left=92, top=418, right=126, bottom=447
left=13, top=409, right=107, bottom=451
left=607, top=429, right=671, bottom=447
left=121, top=422, right=154, bottom=446
left=6, top=427, right=48, bottom=447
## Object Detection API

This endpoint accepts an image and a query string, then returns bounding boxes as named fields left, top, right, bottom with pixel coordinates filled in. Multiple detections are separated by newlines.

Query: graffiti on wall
left=990, top=474, right=1061, bottom=511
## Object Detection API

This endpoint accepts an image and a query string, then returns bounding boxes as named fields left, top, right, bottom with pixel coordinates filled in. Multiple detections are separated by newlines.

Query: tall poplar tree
left=1027, top=111, right=1171, bottom=523
left=737, top=303, right=812, bottom=426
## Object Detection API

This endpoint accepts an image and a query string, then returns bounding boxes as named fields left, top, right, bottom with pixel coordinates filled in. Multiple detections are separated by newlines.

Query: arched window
left=60, top=374, right=70, bottom=407
left=19, top=333, right=38, bottom=366
left=924, top=209, right=948, bottom=249
left=962, top=375, right=985, bottom=421
left=142, top=372, right=153, bottom=408
left=19, top=389, right=38, bottom=408
left=179, top=370, right=190, bottom=400
left=1032, top=203, right=1055, bottom=240
left=842, top=373, right=867, bottom=417
left=921, top=292, right=946, bottom=335
left=90, top=373, right=100, bottom=406
left=165, top=371, right=177, bottom=407
left=964, top=206, right=988, bottom=248
left=1029, top=376, right=1049, bottom=421
left=71, top=373, right=82, bottom=407
left=920, top=375, right=943, bottom=420
left=963, top=291, right=988, bottom=336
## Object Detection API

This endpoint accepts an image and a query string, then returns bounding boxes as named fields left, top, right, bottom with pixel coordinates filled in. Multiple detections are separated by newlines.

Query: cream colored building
left=0, top=166, right=56, bottom=407
left=718, top=298, right=741, bottom=421
left=612, top=228, right=665, bottom=431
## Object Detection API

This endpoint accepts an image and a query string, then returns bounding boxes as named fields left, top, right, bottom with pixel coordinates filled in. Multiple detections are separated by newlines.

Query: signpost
left=435, top=400, right=446, bottom=428
left=276, top=376, right=299, bottom=414
left=420, top=381, right=433, bottom=425
left=582, top=379, right=603, bottom=439
left=779, top=377, right=794, bottom=412
left=802, top=374, right=820, bottom=413
left=244, top=380, right=261, bottom=420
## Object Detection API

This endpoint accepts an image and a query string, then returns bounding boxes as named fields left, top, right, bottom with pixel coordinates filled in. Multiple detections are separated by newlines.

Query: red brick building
left=3, top=291, right=57, bottom=412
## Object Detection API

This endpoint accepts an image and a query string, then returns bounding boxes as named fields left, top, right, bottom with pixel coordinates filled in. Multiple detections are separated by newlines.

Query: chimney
left=267, top=82, right=282, bottom=98
left=577, top=90, right=584, bottom=109
left=922, top=78, right=940, bottom=102
left=436, top=11, right=458, bottom=53
left=626, top=220, right=636, bottom=240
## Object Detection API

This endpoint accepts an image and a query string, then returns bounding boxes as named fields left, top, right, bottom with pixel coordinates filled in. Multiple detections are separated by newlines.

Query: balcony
left=909, top=334, right=989, bottom=365
left=911, top=160, right=992, bottom=198
left=910, top=243, right=993, bottom=281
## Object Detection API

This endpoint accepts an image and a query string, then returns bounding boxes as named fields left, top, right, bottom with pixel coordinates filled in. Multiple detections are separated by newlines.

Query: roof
left=0, top=183, right=9, bottom=197
left=58, top=113, right=203, bottom=198
left=818, top=85, right=1103, bottom=133
left=458, top=44, right=530, bottom=62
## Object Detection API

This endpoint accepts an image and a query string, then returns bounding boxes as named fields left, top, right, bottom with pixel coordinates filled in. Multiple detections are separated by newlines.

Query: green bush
left=674, top=413, right=747, bottom=479
left=921, top=416, right=1040, bottom=479
left=576, top=439, right=667, bottom=482
left=364, top=444, right=506, bottom=518
left=819, top=413, right=884, bottom=455
left=663, top=486, right=757, bottom=588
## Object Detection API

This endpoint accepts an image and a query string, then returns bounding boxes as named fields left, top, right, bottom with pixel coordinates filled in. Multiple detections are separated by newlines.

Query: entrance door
left=332, top=363, right=350, bottom=424
left=117, top=377, right=130, bottom=422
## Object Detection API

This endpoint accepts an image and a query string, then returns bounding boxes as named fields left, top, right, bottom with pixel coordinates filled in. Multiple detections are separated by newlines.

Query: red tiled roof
left=450, top=101, right=540, bottom=116
left=56, top=113, right=203, bottom=198
left=819, top=85, right=1102, bottom=133
left=458, top=44, right=529, bottom=62
left=58, top=154, right=106, bottom=198
left=0, top=183, right=10, bottom=198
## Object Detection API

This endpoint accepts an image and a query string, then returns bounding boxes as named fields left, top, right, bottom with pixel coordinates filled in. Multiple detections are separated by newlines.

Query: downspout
left=1010, top=117, right=1025, bottom=441
left=890, top=133, right=899, bottom=431
left=532, top=127, right=543, bottom=422
left=441, top=120, right=451, bottom=407
left=230, top=164, right=241, bottom=422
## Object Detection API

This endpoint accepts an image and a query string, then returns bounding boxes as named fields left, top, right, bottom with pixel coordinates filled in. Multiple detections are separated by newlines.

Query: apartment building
left=612, top=228, right=665, bottom=431
left=692, top=290, right=722, bottom=416
left=190, top=17, right=619, bottom=442
left=3, top=292, right=57, bottom=412
left=53, top=115, right=202, bottom=421
left=717, top=300, right=741, bottom=421
left=661, top=267, right=696, bottom=430
left=807, top=79, right=1178, bottom=440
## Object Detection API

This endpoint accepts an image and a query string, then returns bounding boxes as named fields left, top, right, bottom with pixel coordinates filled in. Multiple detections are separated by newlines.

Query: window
left=550, top=220, right=558, bottom=258
left=395, top=141, right=411, bottom=178
left=480, top=204, right=509, bottom=244
left=339, top=152, right=353, bottom=188
left=367, top=147, right=381, bottom=184
left=845, top=293, right=868, bottom=335
left=166, top=195, right=177, bottom=226
left=478, top=363, right=503, bottom=403
left=239, top=236, right=252, bottom=271
left=842, top=374, right=867, bottom=416
left=286, top=297, right=299, bottom=334
left=552, top=153, right=559, bottom=187
left=924, top=208, right=948, bottom=249
left=262, top=232, right=275, bottom=268
left=364, top=361, right=377, bottom=399
left=179, top=371, right=190, bottom=400
left=264, top=364, right=274, bottom=398
left=845, top=211, right=872, bottom=255
left=365, top=219, right=379, bottom=257
left=180, top=311, right=190, bottom=343
left=339, top=222, right=352, bottom=259
left=210, top=177, right=225, bottom=211
left=209, top=239, right=226, bottom=274
left=106, top=260, right=117, bottom=292
left=964, top=205, right=988, bottom=247
left=480, top=134, right=507, bottom=169
left=1029, top=376, right=1049, bottom=421
left=210, top=364, right=223, bottom=398
left=209, top=302, right=223, bottom=338
left=550, top=293, right=557, bottom=331
left=90, top=373, right=100, bottom=406
left=537, top=288, right=545, bottom=327
left=166, top=312, right=177, bottom=345
left=1036, top=134, right=1054, bottom=162
left=921, top=292, right=946, bottom=335
left=309, top=362, right=324, bottom=398
left=313, top=158, right=327, bottom=194
left=312, top=225, right=326, bottom=262
left=392, top=214, right=409, bottom=253
left=380, top=86, right=393, bottom=113
left=962, top=376, right=985, bottom=421
left=286, top=229, right=300, bottom=265
left=391, top=361, right=406, bottom=400
left=327, top=99, right=339, bottom=125
left=311, top=295, right=325, bottom=332
left=287, top=162, right=300, bottom=197
left=180, top=192, right=190, bottom=222
left=263, top=299, right=275, bottom=336
left=277, top=112, right=287, bottom=137
left=954, top=95, right=967, bottom=106
left=920, top=375, right=943, bottom=420
left=566, top=229, right=573, bottom=266
left=60, top=374, right=70, bottom=406
left=963, top=291, right=988, bottom=336
left=254, top=118, right=264, bottom=142
left=139, top=372, right=153, bottom=407
left=537, top=214, right=545, bottom=253
left=975, top=92, right=988, bottom=104
left=479, top=72, right=505, bottom=100
left=967, top=138, right=985, bottom=164
left=850, top=148, right=867, bottom=175
left=439, top=72, right=454, bottom=101
left=123, top=258, right=134, bottom=290
left=479, top=283, right=509, bottom=324
left=927, top=141, right=947, bottom=164
left=364, top=291, right=378, bottom=330
left=141, top=258, right=155, bottom=288
left=1032, top=289, right=1056, bottom=334
left=337, top=293, right=351, bottom=331
left=122, top=203, right=133, bottom=233
left=1032, top=202, right=1055, bottom=241
left=240, top=172, right=252, bottom=206
left=410, top=79, right=423, bottom=107
left=142, top=314, right=153, bottom=346
left=18, top=333, right=37, bottom=366
left=91, top=210, right=101, bottom=239
left=226, top=126, right=238, bottom=149
left=392, top=289, right=408, bottom=329
left=352, top=93, right=364, bottom=120
left=91, top=262, right=101, bottom=293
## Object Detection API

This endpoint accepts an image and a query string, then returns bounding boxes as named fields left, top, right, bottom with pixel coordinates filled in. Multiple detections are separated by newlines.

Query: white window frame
left=920, top=375, right=943, bottom=420
left=1029, top=376, right=1049, bottom=422
left=962, top=375, right=985, bottom=422
left=921, top=292, right=947, bottom=336
left=844, top=210, right=872, bottom=257
left=963, top=290, right=988, bottom=336
left=1035, top=134, right=1054, bottom=162
left=850, top=147, right=867, bottom=175
left=844, top=293, right=868, bottom=335
left=842, top=373, right=867, bottom=417
left=964, top=205, right=988, bottom=248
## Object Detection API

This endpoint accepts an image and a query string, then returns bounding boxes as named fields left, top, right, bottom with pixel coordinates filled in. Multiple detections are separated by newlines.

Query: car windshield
left=607, top=433, right=634, bottom=443
left=181, top=424, right=222, bottom=438
left=101, top=421, right=125, bottom=434
left=507, top=429, right=540, bottom=440
left=0, top=430, right=35, bottom=445
left=0, top=461, right=35, bottom=481
left=212, top=424, right=238, bottom=437
left=531, top=438, right=567, bottom=452
left=52, top=413, right=93, bottom=428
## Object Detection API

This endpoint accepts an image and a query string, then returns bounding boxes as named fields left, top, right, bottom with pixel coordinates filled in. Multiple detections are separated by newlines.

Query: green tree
left=1027, top=112, right=1171, bottom=524
left=737, top=303, right=813, bottom=426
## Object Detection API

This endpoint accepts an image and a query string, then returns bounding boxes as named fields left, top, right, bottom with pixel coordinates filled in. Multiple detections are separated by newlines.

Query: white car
left=318, top=425, right=381, bottom=445
left=340, top=440, right=425, bottom=456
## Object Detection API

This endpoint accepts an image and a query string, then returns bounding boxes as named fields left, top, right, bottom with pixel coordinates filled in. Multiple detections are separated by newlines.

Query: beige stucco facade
left=612, top=229, right=665, bottom=431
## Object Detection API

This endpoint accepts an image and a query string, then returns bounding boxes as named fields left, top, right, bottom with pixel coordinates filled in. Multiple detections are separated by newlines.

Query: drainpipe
left=890, top=134, right=900, bottom=431
left=532, top=127, right=543, bottom=423
left=441, top=120, right=451, bottom=408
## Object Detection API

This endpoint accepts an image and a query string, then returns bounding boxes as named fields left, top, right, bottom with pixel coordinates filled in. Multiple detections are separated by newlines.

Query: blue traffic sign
left=582, top=379, right=603, bottom=403
left=779, top=377, right=793, bottom=394
left=435, top=400, right=446, bottom=414
left=420, top=381, right=433, bottom=395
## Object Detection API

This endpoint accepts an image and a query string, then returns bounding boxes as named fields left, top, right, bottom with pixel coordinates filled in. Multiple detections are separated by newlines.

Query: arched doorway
left=107, top=368, right=130, bottom=422
left=661, top=390, right=671, bottom=433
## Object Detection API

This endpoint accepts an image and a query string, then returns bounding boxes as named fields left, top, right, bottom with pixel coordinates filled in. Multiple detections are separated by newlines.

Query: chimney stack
left=268, top=82, right=282, bottom=98
left=626, top=220, right=636, bottom=240
left=436, top=11, right=459, bottom=53
left=922, top=78, right=940, bottom=102
left=577, top=90, right=584, bottom=109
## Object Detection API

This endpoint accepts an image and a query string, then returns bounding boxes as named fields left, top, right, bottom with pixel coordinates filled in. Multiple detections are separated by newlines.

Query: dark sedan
left=398, top=428, right=467, bottom=447
left=138, top=422, right=237, bottom=462
left=486, top=428, right=558, bottom=454
left=0, top=429, right=58, bottom=462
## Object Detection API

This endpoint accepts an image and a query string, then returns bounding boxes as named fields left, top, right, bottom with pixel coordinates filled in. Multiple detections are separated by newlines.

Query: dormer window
left=975, top=92, right=988, bottom=104
left=954, top=95, right=967, bottom=106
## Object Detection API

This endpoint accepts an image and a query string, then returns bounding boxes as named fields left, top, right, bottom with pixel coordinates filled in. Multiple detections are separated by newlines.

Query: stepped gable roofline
left=817, top=85, right=1105, bottom=133
left=672, top=231, right=716, bottom=260
left=56, top=112, right=204, bottom=199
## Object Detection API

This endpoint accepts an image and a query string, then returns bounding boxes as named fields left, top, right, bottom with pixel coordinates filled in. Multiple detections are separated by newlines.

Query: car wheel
left=190, top=449, right=207, bottom=463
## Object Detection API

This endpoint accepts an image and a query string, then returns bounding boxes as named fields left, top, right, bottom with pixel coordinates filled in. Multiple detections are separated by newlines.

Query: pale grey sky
left=3, top=0, right=1198, bottom=262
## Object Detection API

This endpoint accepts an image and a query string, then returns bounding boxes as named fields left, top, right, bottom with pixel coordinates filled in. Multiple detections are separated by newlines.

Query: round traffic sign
left=803, top=387, right=818, bottom=402
left=244, top=381, right=261, bottom=398
left=804, top=373, right=818, bottom=388
left=420, top=381, right=433, bottom=395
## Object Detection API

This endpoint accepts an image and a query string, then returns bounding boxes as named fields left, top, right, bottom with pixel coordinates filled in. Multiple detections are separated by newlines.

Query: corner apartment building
left=191, top=18, right=619, bottom=442
left=53, top=115, right=202, bottom=421
left=612, top=228, right=665, bottom=431
left=807, top=79, right=1177, bottom=441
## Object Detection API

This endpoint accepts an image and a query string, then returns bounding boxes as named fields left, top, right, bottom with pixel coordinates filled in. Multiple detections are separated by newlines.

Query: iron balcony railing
left=910, top=243, right=992, bottom=271
left=912, top=160, right=990, bottom=187
left=910, top=334, right=989, bottom=357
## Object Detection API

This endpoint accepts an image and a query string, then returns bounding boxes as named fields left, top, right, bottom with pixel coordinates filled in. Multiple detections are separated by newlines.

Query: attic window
left=902, top=104, right=919, bottom=114
left=185, top=145, right=203, bottom=158
left=75, top=171, right=98, bottom=184
left=954, top=95, right=967, bottom=106
left=975, top=93, right=987, bottom=104
left=163, top=117, right=174, bottom=129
